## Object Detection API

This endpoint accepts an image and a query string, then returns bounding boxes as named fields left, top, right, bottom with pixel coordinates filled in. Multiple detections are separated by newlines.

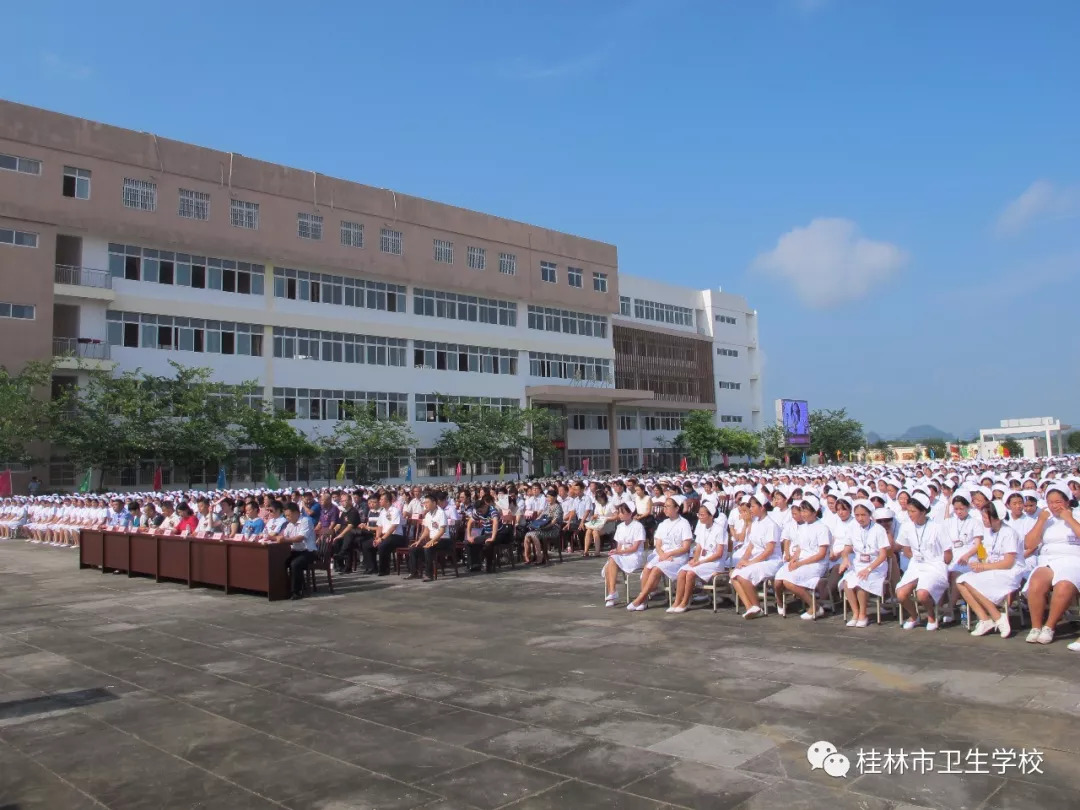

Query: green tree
left=718, top=427, right=759, bottom=462
left=923, top=438, right=948, bottom=460
left=808, top=408, right=865, bottom=460
left=240, top=404, right=321, bottom=483
left=0, top=360, right=61, bottom=465
left=758, top=424, right=786, bottom=459
left=1000, top=438, right=1023, bottom=458
left=676, top=410, right=720, bottom=467
left=325, top=402, right=416, bottom=483
left=1066, top=431, right=1080, bottom=454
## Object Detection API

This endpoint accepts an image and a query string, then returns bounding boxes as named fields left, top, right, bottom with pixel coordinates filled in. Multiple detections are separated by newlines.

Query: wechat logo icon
left=807, top=740, right=851, bottom=778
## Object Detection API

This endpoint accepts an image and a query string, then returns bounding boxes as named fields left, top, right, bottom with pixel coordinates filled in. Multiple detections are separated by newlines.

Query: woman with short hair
left=895, top=493, right=952, bottom=630
left=602, top=504, right=646, bottom=607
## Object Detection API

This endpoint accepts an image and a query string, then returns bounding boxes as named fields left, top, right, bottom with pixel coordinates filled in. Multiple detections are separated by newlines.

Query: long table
left=79, top=529, right=292, bottom=601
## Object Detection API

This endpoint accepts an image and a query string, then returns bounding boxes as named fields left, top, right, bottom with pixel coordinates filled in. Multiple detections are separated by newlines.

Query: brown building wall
left=613, top=324, right=715, bottom=405
left=0, top=99, right=619, bottom=316
left=0, top=213, right=55, bottom=370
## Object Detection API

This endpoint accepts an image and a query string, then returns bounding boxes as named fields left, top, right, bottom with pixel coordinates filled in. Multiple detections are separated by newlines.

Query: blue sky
left=3, top=0, right=1077, bottom=438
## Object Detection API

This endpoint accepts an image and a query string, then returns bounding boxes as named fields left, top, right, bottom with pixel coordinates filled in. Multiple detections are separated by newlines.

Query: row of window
left=271, top=388, right=409, bottom=421
left=715, top=314, right=737, bottom=325
left=0, top=301, right=35, bottom=320
left=634, top=298, right=694, bottom=327
left=717, top=347, right=740, bottom=357
left=525, top=305, right=608, bottom=338
left=272, top=327, right=409, bottom=367
left=538, top=261, right=608, bottom=292
left=643, top=412, right=684, bottom=432
left=718, top=381, right=742, bottom=390
left=0, top=152, right=42, bottom=175
left=106, top=312, right=264, bottom=355
left=527, top=351, right=612, bottom=383
left=720, top=414, right=744, bottom=423
left=570, top=412, right=608, bottom=431
left=413, top=341, right=518, bottom=376
left=413, top=288, right=517, bottom=327
left=0, top=228, right=38, bottom=248
left=414, top=394, right=520, bottom=423
left=108, top=243, right=265, bottom=295
left=273, top=266, right=406, bottom=312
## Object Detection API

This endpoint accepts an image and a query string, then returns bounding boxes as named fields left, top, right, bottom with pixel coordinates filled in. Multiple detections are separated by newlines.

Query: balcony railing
left=55, top=264, right=113, bottom=289
left=53, top=337, right=111, bottom=360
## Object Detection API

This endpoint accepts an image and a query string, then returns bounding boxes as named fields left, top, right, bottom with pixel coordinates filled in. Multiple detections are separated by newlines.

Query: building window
left=108, top=243, right=264, bottom=295
left=178, top=188, right=210, bottom=220
left=62, top=166, right=91, bottom=199
left=617, top=411, right=638, bottom=430
left=467, top=246, right=486, bottom=270
left=230, top=199, right=259, bottom=230
left=528, top=351, right=611, bottom=384
left=340, top=221, right=364, bottom=248
left=569, top=412, right=608, bottom=431
left=619, top=295, right=631, bottom=316
left=720, top=414, right=743, bottom=423
left=0, top=302, right=35, bottom=320
left=567, top=267, right=583, bottom=288
left=499, top=252, right=517, bottom=276
left=107, top=311, right=264, bottom=356
left=297, top=212, right=323, bottom=241
left=718, top=381, right=742, bottom=390
left=526, top=305, right=608, bottom=338
left=593, top=272, right=608, bottom=293
left=643, top=411, right=683, bottom=432
left=717, top=347, right=739, bottom=357
left=0, top=229, right=38, bottom=248
left=715, top=314, right=737, bottom=325
left=632, top=297, right=694, bottom=327
left=413, top=288, right=516, bottom=327
left=122, top=178, right=157, bottom=211
left=380, top=228, right=403, bottom=255
left=540, top=261, right=557, bottom=284
left=273, top=388, right=408, bottom=421
left=272, top=327, right=407, bottom=366
left=414, top=394, right=518, bottom=423
left=413, top=341, right=518, bottom=375
left=0, top=153, right=42, bottom=175
left=274, top=266, right=404, bottom=311
left=433, top=238, right=454, bottom=264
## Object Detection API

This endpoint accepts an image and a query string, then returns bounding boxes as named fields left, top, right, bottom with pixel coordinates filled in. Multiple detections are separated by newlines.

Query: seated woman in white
left=956, top=502, right=1022, bottom=638
left=730, top=494, right=783, bottom=619
left=728, top=499, right=751, bottom=561
left=628, top=499, right=692, bottom=611
left=668, top=504, right=729, bottom=614
left=774, top=495, right=831, bottom=620
left=1022, top=483, right=1080, bottom=647
left=942, top=492, right=985, bottom=623
left=583, top=490, right=617, bottom=558
left=839, top=501, right=892, bottom=627
left=1003, top=491, right=1038, bottom=578
left=818, top=494, right=854, bottom=607
left=602, top=504, right=647, bottom=607
left=896, top=492, right=952, bottom=631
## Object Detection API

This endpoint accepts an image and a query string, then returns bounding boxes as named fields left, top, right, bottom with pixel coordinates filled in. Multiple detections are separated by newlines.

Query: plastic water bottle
left=958, top=601, right=968, bottom=626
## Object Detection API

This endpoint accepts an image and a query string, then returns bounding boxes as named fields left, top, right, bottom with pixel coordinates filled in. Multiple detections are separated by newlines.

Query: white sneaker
left=1026, top=627, right=1043, bottom=643
left=996, top=614, right=1012, bottom=639
left=743, top=605, right=762, bottom=619
left=665, top=607, right=676, bottom=613
left=814, top=606, right=825, bottom=619
left=846, top=618, right=858, bottom=627
left=940, top=613, right=954, bottom=625
left=855, top=618, right=870, bottom=628
left=626, top=602, right=638, bottom=611
left=1038, top=626, right=1055, bottom=645
left=1067, top=641, right=1080, bottom=652
left=776, top=603, right=787, bottom=617
left=970, top=620, right=994, bottom=637
left=670, top=606, right=686, bottom=614
left=605, top=592, right=617, bottom=602
left=902, top=619, right=918, bottom=630
left=800, top=611, right=816, bottom=621
left=605, top=599, right=616, bottom=608
left=926, top=621, right=939, bottom=631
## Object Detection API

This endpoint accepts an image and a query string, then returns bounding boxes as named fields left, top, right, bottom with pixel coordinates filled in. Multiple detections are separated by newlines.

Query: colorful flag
left=405, top=464, right=413, bottom=483
left=455, top=462, right=462, bottom=482
left=216, top=465, right=227, bottom=490
left=264, top=470, right=280, bottom=489
left=335, top=461, right=346, bottom=481
left=929, top=448, right=935, bottom=460
left=582, top=457, right=589, bottom=475
left=836, top=450, right=842, bottom=461
left=801, top=452, right=807, bottom=465
left=0, top=470, right=11, bottom=497
left=679, top=457, right=688, bottom=472
left=784, top=453, right=790, bottom=466
left=500, top=459, right=506, bottom=476
left=1001, top=445, right=1010, bottom=458
left=152, top=466, right=163, bottom=491
left=722, top=452, right=729, bottom=467
left=78, top=467, right=92, bottom=493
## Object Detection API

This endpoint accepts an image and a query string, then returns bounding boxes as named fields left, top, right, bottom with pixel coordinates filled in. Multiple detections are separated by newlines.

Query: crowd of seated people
left=2, top=456, right=1079, bottom=645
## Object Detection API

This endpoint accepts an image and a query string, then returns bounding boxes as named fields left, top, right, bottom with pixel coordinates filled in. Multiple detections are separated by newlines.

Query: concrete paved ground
left=1, top=541, right=1078, bottom=810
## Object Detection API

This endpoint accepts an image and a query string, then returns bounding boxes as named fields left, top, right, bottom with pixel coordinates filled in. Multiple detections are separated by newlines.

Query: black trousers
left=375, top=533, right=406, bottom=575
left=407, top=538, right=453, bottom=575
left=332, top=531, right=357, bottom=569
left=285, top=550, right=316, bottom=596
left=357, top=530, right=378, bottom=572
left=465, top=535, right=490, bottom=570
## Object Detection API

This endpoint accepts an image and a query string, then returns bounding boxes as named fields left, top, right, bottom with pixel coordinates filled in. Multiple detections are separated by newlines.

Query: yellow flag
left=335, top=461, right=346, bottom=481
left=499, top=460, right=505, bottom=476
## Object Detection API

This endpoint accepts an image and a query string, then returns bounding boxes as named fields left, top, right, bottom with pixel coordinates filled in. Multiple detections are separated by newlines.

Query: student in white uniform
left=603, top=504, right=647, bottom=607
left=895, top=492, right=952, bottom=630
left=956, top=502, right=1022, bottom=638
left=1022, top=483, right=1080, bottom=646
left=730, top=494, right=783, bottom=619
left=942, top=493, right=985, bottom=623
left=773, top=495, right=831, bottom=620
left=1003, top=491, right=1038, bottom=578
left=627, top=499, right=692, bottom=611
left=839, top=501, right=892, bottom=627
left=667, top=504, right=729, bottom=614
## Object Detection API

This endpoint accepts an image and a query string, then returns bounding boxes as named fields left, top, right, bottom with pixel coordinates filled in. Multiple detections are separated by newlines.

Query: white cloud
left=41, top=51, right=92, bottom=81
left=995, top=180, right=1080, bottom=236
left=752, top=218, right=907, bottom=308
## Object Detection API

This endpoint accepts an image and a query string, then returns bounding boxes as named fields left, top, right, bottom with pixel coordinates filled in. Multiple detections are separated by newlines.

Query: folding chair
left=701, top=571, right=734, bottom=612
left=734, top=577, right=773, bottom=615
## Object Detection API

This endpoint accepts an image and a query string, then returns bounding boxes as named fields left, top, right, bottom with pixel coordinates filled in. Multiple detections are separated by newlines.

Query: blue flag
left=405, top=464, right=412, bottom=483
left=930, top=448, right=936, bottom=459
left=216, top=464, right=226, bottom=489
left=801, top=452, right=807, bottom=465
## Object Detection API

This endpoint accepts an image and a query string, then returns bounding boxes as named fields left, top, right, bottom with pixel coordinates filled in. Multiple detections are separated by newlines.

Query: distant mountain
left=897, top=424, right=952, bottom=441
left=865, top=431, right=883, bottom=445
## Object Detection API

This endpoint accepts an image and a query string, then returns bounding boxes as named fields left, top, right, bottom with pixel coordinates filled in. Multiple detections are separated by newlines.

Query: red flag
left=0, top=470, right=11, bottom=497
left=784, top=453, right=790, bottom=466
left=679, top=457, right=688, bottom=472
left=152, top=466, right=163, bottom=491
left=582, top=457, right=590, bottom=475
left=455, top=462, right=461, bottom=482
left=1001, top=446, right=1010, bottom=458
left=722, top=452, right=729, bottom=467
